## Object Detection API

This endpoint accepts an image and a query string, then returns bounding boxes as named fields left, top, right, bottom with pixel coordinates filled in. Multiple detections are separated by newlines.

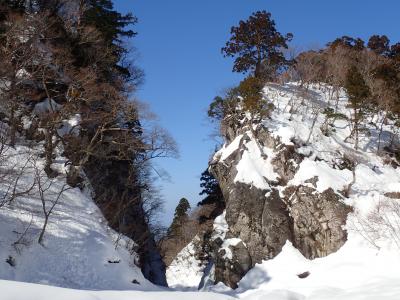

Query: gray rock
left=285, top=186, right=352, bottom=259
left=213, top=240, right=252, bottom=289
left=208, top=125, right=351, bottom=288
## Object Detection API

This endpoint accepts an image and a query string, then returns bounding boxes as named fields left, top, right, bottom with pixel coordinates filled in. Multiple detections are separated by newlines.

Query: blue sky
left=112, top=0, right=400, bottom=226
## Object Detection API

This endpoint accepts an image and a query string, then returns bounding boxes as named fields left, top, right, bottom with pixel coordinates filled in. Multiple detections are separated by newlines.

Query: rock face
left=209, top=126, right=352, bottom=288
left=84, top=158, right=167, bottom=286
left=212, top=233, right=252, bottom=289
left=286, top=186, right=352, bottom=259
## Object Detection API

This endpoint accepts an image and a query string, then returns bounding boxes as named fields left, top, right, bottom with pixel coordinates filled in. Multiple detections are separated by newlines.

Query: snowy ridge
left=213, top=82, right=400, bottom=201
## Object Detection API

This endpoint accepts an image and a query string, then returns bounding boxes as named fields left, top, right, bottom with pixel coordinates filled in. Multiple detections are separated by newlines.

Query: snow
left=33, top=99, right=62, bottom=116
left=272, top=125, right=295, bottom=145
left=212, top=211, right=229, bottom=240
left=0, top=145, right=154, bottom=291
left=219, top=134, right=243, bottom=161
left=165, top=213, right=240, bottom=289
left=196, top=82, right=400, bottom=299
left=16, top=68, right=31, bottom=79
left=220, top=238, right=242, bottom=259
left=212, top=212, right=244, bottom=260
left=235, top=138, right=279, bottom=190
left=57, top=114, right=81, bottom=137
left=233, top=236, right=400, bottom=300
left=3, top=82, right=400, bottom=299
left=0, top=144, right=236, bottom=299
left=288, top=158, right=353, bottom=193
left=166, top=236, right=207, bottom=290
left=0, top=280, right=234, bottom=300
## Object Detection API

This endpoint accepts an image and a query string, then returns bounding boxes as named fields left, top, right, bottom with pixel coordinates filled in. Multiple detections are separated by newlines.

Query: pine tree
left=237, top=76, right=271, bottom=116
left=197, top=169, right=224, bottom=224
left=73, top=0, right=139, bottom=80
left=390, top=43, right=400, bottom=61
left=174, top=198, right=191, bottom=218
left=83, top=0, right=137, bottom=44
left=222, top=10, right=292, bottom=80
left=168, top=198, right=191, bottom=237
left=198, top=169, right=223, bottom=206
left=328, top=36, right=365, bottom=51
left=345, top=65, right=370, bottom=149
left=367, top=35, right=390, bottom=56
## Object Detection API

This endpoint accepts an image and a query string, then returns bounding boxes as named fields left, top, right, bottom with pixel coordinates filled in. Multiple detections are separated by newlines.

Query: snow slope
left=0, top=144, right=154, bottom=291
left=234, top=240, right=400, bottom=300
left=166, top=236, right=207, bottom=290
left=0, top=131, right=236, bottom=299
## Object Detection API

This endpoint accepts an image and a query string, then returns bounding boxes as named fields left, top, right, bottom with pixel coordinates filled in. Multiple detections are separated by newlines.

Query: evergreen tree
left=173, top=198, right=191, bottom=219
left=207, top=96, right=225, bottom=122
left=368, top=35, right=390, bottom=56
left=328, top=36, right=365, bottom=51
left=345, top=65, right=370, bottom=149
left=390, top=43, right=400, bottom=60
left=83, top=0, right=137, bottom=44
left=198, top=169, right=223, bottom=206
left=197, top=169, right=224, bottom=224
left=73, top=0, right=139, bottom=80
left=0, top=3, right=171, bottom=285
left=237, top=76, right=272, bottom=116
left=222, top=10, right=292, bottom=79
left=168, top=198, right=191, bottom=237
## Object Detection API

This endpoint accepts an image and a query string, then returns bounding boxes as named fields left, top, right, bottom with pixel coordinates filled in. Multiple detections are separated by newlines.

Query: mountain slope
left=0, top=143, right=154, bottom=290
left=167, top=82, right=400, bottom=299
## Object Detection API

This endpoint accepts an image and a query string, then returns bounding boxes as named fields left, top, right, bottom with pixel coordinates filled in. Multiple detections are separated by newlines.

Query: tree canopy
left=222, top=10, right=292, bottom=80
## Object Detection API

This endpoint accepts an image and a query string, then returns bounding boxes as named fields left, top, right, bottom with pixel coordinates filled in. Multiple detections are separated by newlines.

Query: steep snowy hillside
left=0, top=142, right=154, bottom=291
left=167, top=82, right=400, bottom=299
left=0, top=139, right=234, bottom=299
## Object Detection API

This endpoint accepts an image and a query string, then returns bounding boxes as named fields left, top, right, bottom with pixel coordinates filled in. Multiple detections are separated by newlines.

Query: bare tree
left=351, top=197, right=400, bottom=250
left=34, top=161, right=71, bottom=245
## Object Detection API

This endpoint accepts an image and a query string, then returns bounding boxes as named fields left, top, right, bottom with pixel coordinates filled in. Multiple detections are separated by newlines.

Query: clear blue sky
left=112, top=0, right=400, bottom=226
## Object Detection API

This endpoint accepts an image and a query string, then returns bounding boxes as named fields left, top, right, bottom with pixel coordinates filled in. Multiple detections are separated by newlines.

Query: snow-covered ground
left=0, top=137, right=233, bottom=299
left=2, top=83, right=400, bottom=299
left=0, top=279, right=233, bottom=300
left=166, top=236, right=207, bottom=290
left=0, top=144, right=154, bottom=291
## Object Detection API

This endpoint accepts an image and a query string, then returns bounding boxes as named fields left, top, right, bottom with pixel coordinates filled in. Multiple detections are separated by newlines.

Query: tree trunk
left=44, top=127, right=55, bottom=176
left=9, top=105, right=16, bottom=148
left=255, top=60, right=261, bottom=78
left=354, top=108, right=359, bottom=150
left=377, top=113, right=387, bottom=152
left=38, top=214, right=49, bottom=245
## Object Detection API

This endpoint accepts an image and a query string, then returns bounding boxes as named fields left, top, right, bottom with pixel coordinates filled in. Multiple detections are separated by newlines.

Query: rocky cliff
left=209, top=126, right=351, bottom=287
left=166, top=82, right=400, bottom=289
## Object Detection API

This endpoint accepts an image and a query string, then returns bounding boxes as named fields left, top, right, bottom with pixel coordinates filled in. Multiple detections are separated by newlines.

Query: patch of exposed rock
left=285, top=186, right=352, bottom=259
left=208, top=125, right=352, bottom=288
